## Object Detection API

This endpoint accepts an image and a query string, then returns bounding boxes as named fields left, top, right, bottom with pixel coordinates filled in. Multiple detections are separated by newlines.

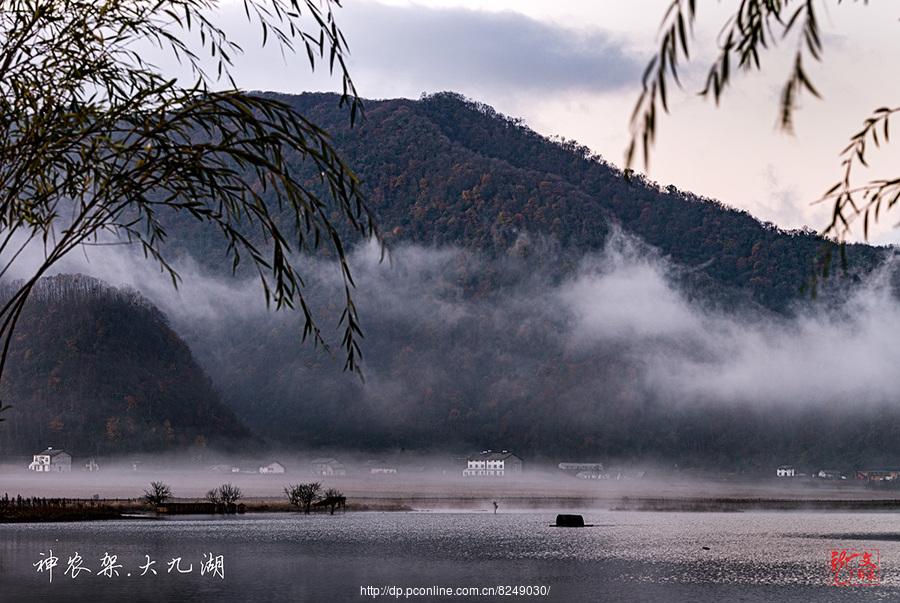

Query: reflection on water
left=2, top=511, right=899, bottom=602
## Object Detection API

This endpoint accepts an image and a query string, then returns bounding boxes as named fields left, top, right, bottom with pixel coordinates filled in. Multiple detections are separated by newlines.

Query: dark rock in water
left=554, top=514, right=585, bottom=528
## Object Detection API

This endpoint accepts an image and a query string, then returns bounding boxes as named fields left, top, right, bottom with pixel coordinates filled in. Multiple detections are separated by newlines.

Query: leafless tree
left=143, top=481, right=171, bottom=506
left=323, top=487, right=346, bottom=514
left=217, top=483, right=243, bottom=505
left=284, top=482, right=321, bottom=514
left=205, top=488, right=221, bottom=505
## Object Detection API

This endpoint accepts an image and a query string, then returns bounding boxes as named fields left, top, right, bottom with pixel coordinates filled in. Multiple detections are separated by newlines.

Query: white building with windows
left=463, top=450, right=523, bottom=477
left=776, top=465, right=796, bottom=477
left=28, top=448, right=72, bottom=473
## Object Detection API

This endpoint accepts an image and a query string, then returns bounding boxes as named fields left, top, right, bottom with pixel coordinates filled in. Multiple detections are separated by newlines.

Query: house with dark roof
left=28, top=447, right=72, bottom=473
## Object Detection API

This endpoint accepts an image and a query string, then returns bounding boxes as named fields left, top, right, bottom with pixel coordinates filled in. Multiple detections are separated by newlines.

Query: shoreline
left=5, top=494, right=900, bottom=522
left=0, top=496, right=417, bottom=523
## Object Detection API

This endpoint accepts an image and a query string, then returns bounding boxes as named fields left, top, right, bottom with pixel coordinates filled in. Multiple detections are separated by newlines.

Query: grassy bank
left=7, top=493, right=900, bottom=522
left=0, top=495, right=412, bottom=522
left=0, top=497, right=142, bottom=523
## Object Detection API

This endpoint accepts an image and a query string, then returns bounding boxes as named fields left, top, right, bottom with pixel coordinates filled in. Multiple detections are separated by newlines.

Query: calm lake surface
left=2, top=510, right=900, bottom=602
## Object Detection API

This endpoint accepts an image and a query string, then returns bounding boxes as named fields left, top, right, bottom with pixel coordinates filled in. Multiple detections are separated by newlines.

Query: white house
left=259, top=461, right=286, bottom=474
left=28, top=448, right=72, bottom=473
left=463, top=450, right=523, bottom=477
left=776, top=465, right=796, bottom=477
left=83, top=458, right=99, bottom=472
left=310, top=458, right=346, bottom=476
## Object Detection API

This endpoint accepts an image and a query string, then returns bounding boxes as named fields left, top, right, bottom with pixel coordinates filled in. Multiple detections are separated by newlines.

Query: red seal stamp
left=831, top=548, right=880, bottom=586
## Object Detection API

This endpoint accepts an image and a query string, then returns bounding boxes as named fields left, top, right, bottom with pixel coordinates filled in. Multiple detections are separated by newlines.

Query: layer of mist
left=7, top=228, right=900, bottom=467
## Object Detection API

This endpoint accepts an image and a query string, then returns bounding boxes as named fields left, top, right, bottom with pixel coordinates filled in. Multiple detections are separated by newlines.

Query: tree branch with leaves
left=628, top=0, right=889, bottom=246
left=0, top=1, right=377, bottom=417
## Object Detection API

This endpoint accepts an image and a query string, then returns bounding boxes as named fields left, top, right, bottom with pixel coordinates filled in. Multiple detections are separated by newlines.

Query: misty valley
left=2, top=94, right=899, bottom=472
left=5, top=92, right=900, bottom=602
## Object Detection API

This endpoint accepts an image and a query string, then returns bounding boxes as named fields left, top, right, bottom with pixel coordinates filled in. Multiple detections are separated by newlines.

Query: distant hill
left=0, top=275, right=251, bottom=456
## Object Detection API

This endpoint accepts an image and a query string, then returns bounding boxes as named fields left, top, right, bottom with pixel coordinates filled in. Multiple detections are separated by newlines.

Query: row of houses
left=777, top=465, right=900, bottom=482
left=555, top=462, right=646, bottom=480
left=26, top=447, right=287, bottom=475
left=209, top=461, right=287, bottom=474
left=24, top=449, right=392, bottom=478
left=231, top=454, right=526, bottom=478
left=24, top=447, right=531, bottom=478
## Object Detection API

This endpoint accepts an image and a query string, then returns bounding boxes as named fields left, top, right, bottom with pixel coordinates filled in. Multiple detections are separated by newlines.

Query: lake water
left=2, top=510, right=900, bottom=602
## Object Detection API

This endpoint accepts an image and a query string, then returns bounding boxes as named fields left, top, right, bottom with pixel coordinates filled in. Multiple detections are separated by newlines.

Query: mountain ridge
left=270, top=90, right=887, bottom=311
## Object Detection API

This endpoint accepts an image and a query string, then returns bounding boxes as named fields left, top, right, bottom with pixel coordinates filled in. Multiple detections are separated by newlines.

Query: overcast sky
left=203, top=0, right=900, bottom=244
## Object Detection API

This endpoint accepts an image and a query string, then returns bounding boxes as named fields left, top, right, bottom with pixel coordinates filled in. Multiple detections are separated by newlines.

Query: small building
left=575, top=469, right=610, bottom=480
left=559, top=462, right=608, bottom=479
left=310, top=458, right=346, bottom=476
left=559, top=462, right=604, bottom=473
left=815, top=469, right=845, bottom=480
left=463, top=450, right=523, bottom=477
left=259, top=461, right=286, bottom=474
left=230, top=465, right=258, bottom=474
left=776, top=465, right=796, bottom=478
left=857, top=469, right=900, bottom=482
left=28, top=448, right=72, bottom=473
left=83, top=458, right=99, bottom=472
left=370, top=467, right=398, bottom=475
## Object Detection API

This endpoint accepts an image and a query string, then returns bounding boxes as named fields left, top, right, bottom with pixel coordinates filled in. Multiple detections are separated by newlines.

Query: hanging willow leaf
left=0, top=0, right=378, bottom=383
left=629, top=0, right=900, bottom=283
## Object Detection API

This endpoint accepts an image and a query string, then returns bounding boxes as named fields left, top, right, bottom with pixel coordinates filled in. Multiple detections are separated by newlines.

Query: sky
left=181, top=1, right=900, bottom=242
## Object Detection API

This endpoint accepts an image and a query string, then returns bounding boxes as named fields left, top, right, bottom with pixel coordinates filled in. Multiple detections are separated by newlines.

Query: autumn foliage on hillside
left=0, top=275, right=250, bottom=455
left=284, top=91, right=885, bottom=311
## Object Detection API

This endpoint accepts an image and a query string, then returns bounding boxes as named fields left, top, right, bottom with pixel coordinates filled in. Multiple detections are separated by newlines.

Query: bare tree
left=205, top=488, right=221, bottom=505
left=0, top=0, right=377, bottom=422
left=217, top=483, right=243, bottom=505
left=143, top=481, right=171, bottom=507
left=323, top=487, right=346, bottom=515
left=284, top=482, right=321, bottom=514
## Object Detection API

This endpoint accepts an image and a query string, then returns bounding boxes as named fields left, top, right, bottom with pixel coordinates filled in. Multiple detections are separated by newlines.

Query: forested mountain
left=163, top=91, right=886, bottom=312
left=284, top=91, right=886, bottom=310
left=140, top=92, right=900, bottom=470
left=0, top=275, right=251, bottom=456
